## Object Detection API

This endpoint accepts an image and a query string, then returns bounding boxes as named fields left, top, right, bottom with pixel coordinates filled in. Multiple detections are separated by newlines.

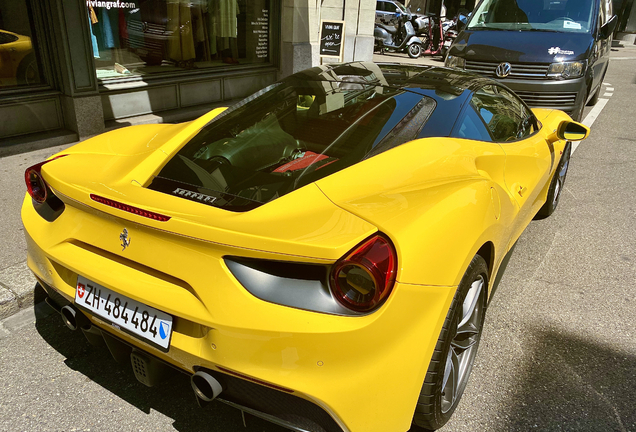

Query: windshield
left=467, top=0, right=595, bottom=33
left=148, top=75, right=435, bottom=211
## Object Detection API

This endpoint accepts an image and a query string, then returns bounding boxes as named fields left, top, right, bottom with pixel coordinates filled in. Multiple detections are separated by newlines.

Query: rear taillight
left=25, top=155, right=67, bottom=203
left=329, top=234, right=397, bottom=313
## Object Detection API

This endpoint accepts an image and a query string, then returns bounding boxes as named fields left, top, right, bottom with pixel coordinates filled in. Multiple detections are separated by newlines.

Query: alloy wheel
left=440, top=276, right=485, bottom=413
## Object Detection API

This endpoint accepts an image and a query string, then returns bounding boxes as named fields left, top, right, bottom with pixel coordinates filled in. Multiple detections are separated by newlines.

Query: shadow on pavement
left=505, top=327, right=635, bottom=431
left=35, top=304, right=636, bottom=432
left=34, top=310, right=287, bottom=432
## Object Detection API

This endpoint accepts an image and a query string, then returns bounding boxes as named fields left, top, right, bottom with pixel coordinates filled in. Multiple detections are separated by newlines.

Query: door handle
left=512, top=183, right=527, bottom=197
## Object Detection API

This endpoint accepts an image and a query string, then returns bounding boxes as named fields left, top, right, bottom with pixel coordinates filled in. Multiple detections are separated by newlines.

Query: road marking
left=603, top=92, right=613, bottom=97
left=573, top=98, right=610, bottom=154
left=610, top=57, right=636, bottom=60
left=606, top=87, right=615, bottom=91
left=603, top=82, right=611, bottom=86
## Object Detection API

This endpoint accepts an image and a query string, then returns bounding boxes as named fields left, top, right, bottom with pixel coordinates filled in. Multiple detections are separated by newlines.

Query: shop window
left=0, top=0, right=44, bottom=89
left=87, top=0, right=271, bottom=80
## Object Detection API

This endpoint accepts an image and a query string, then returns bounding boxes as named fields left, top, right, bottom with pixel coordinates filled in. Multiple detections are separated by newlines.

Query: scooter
left=419, top=14, right=445, bottom=57
left=441, top=13, right=469, bottom=58
left=374, top=11, right=424, bottom=59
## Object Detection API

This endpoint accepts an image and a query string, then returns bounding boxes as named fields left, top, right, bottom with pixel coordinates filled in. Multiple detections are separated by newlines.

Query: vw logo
left=495, top=62, right=512, bottom=78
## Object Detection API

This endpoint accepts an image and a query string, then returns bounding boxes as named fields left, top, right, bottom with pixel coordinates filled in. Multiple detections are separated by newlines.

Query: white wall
left=280, top=0, right=375, bottom=77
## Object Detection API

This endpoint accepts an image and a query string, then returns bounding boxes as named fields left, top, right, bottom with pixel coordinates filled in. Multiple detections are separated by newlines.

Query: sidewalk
left=0, top=142, right=74, bottom=320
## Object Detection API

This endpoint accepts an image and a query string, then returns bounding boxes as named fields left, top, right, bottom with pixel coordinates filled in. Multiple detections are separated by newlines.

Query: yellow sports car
left=22, top=62, right=589, bottom=432
left=0, top=29, right=37, bottom=87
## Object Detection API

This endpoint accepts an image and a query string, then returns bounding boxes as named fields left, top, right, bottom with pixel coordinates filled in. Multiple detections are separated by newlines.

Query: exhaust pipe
left=191, top=371, right=223, bottom=405
left=60, top=305, right=88, bottom=331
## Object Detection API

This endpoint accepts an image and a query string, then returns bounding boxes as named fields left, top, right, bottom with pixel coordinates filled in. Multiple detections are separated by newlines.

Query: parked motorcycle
left=441, top=13, right=469, bottom=58
left=411, top=13, right=430, bottom=36
left=374, top=10, right=424, bottom=58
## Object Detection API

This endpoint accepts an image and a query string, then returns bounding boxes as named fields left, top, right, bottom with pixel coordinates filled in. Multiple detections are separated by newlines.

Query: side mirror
left=548, top=120, right=590, bottom=143
left=599, top=15, right=618, bottom=40
left=457, top=14, right=468, bottom=31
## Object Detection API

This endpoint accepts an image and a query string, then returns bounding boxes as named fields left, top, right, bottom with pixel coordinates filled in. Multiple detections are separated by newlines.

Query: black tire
left=16, top=53, right=39, bottom=86
left=535, top=142, right=571, bottom=220
left=411, top=255, right=488, bottom=431
left=408, top=43, right=423, bottom=59
left=587, top=82, right=602, bottom=106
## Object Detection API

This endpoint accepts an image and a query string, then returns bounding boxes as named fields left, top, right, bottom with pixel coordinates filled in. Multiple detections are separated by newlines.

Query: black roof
left=287, top=62, right=493, bottom=99
left=286, top=62, right=499, bottom=138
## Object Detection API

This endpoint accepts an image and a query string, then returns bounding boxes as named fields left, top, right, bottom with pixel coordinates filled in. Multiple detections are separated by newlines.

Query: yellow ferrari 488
left=22, top=62, right=590, bottom=432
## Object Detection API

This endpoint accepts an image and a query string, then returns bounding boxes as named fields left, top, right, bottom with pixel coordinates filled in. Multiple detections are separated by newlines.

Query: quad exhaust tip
left=191, top=371, right=223, bottom=402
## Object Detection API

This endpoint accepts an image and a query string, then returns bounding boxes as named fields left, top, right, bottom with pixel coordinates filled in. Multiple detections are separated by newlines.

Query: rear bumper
left=22, top=194, right=457, bottom=432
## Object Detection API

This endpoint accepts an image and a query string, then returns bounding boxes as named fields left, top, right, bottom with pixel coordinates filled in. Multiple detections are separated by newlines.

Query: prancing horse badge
left=120, top=228, right=131, bottom=251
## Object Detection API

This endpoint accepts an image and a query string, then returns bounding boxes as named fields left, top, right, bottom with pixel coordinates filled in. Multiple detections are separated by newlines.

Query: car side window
left=451, top=103, right=493, bottom=142
left=472, top=85, right=537, bottom=142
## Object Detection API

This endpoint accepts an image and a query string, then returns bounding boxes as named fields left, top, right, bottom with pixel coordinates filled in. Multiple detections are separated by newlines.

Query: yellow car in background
left=0, top=29, right=38, bottom=87
left=21, top=62, right=589, bottom=432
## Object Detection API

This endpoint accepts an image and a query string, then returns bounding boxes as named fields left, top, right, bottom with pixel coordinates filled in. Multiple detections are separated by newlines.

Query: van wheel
left=587, top=83, right=601, bottom=106
left=535, top=142, right=571, bottom=220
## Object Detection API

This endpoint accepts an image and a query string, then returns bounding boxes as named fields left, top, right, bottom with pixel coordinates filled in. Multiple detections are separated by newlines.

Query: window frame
left=469, top=84, right=542, bottom=144
left=0, top=0, right=57, bottom=97
left=450, top=100, right=494, bottom=142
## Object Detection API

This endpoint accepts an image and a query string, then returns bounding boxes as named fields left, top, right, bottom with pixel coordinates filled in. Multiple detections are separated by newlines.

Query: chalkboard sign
left=319, top=20, right=345, bottom=60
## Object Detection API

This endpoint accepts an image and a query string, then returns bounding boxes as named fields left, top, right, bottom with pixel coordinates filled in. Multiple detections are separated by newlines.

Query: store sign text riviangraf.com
left=87, top=1, right=137, bottom=9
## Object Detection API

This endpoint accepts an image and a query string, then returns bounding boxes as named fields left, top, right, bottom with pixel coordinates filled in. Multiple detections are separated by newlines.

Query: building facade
left=0, top=0, right=375, bottom=155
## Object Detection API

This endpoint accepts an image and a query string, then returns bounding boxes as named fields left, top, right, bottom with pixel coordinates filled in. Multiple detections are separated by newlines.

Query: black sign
left=319, top=21, right=345, bottom=58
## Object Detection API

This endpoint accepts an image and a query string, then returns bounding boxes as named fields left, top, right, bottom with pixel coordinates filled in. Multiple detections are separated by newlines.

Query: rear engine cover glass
left=149, top=73, right=435, bottom=211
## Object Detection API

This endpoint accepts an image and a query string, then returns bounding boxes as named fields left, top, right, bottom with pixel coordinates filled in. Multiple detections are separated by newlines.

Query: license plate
left=75, top=276, right=173, bottom=351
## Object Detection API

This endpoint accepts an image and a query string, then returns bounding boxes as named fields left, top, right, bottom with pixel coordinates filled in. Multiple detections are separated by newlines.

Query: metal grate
left=207, top=369, right=344, bottom=432
left=513, top=90, right=578, bottom=108
left=465, top=60, right=550, bottom=80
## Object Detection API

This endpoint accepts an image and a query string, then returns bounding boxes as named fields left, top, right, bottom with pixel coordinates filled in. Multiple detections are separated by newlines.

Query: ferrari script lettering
left=173, top=188, right=218, bottom=204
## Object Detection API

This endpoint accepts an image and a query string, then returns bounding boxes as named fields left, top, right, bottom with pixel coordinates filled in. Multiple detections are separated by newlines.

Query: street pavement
left=1, top=45, right=635, bottom=431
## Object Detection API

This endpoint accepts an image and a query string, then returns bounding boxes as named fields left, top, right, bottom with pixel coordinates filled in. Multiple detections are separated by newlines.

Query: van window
left=467, top=0, right=595, bottom=33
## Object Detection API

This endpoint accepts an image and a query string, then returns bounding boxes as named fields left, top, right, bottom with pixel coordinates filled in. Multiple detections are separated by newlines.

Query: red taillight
left=25, top=155, right=68, bottom=203
left=90, top=194, right=171, bottom=222
left=330, top=234, right=397, bottom=313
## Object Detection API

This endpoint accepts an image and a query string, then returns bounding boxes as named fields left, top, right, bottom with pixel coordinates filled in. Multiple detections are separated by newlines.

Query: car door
left=471, top=85, right=553, bottom=244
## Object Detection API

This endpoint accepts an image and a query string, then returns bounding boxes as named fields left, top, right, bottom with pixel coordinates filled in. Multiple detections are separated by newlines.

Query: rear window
left=149, top=78, right=435, bottom=211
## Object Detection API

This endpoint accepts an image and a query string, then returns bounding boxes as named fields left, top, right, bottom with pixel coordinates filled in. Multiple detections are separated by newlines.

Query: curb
left=0, top=261, right=39, bottom=321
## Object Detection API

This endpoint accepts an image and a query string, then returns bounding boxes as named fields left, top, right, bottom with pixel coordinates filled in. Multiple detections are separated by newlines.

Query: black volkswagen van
left=445, top=0, right=617, bottom=120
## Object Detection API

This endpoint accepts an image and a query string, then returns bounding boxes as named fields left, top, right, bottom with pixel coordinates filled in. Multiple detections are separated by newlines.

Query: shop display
left=87, top=0, right=271, bottom=80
